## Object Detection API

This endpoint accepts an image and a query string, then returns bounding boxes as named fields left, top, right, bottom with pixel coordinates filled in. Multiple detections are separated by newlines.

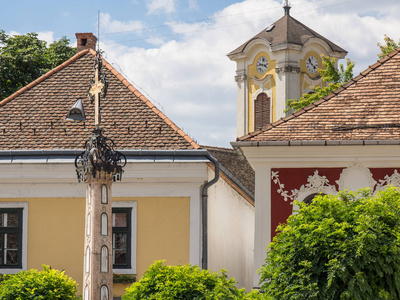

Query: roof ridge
left=237, top=50, right=400, bottom=142
left=0, top=49, right=91, bottom=107
left=101, top=57, right=201, bottom=150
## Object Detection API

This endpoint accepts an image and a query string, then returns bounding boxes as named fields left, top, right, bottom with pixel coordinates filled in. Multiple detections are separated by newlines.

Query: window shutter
left=254, top=93, right=270, bottom=129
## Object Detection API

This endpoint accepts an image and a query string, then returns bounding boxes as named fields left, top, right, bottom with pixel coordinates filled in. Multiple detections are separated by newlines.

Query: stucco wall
left=0, top=196, right=190, bottom=298
left=207, top=168, right=255, bottom=290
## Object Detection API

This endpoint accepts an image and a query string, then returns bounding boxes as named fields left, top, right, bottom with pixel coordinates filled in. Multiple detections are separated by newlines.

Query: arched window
left=84, top=285, right=89, bottom=300
left=101, top=246, right=109, bottom=273
left=254, top=93, right=270, bottom=129
left=101, top=285, right=109, bottom=300
left=101, top=213, right=108, bottom=236
left=101, top=185, right=108, bottom=204
left=303, top=193, right=326, bottom=204
left=85, top=246, right=90, bottom=273
left=86, top=213, right=91, bottom=236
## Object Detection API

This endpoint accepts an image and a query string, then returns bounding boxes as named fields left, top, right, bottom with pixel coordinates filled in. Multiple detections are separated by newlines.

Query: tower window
left=254, top=93, right=270, bottom=129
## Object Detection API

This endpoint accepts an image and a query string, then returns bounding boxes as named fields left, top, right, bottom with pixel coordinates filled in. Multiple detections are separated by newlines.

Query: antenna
left=97, top=10, right=100, bottom=51
left=283, top=0, right=291, bottom=15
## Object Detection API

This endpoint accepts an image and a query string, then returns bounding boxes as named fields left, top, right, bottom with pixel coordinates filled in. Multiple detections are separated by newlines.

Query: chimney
left=75, top=33, right=97, bottom=52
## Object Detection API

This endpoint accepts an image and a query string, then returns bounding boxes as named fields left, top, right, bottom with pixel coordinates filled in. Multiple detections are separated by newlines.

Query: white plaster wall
left=207, top=167, right=255, bottom=290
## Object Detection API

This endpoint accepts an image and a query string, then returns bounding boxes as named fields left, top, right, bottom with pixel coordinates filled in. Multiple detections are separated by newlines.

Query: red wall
left=270, top=167, right=399, bottom=239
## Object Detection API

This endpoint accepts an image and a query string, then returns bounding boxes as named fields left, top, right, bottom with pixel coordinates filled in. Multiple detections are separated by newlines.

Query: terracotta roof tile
left=0, top=50, right=200, bottom=150
left=201, top=145, right=254, bottom=196
left=237, top=48, right=400, bottom=143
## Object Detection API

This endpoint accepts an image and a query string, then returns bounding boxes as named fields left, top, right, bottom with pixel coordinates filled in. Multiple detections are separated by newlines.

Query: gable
left=0, top=50, right=199, bottom=150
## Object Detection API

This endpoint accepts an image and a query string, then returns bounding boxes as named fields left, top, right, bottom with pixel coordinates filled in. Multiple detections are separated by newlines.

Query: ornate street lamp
left=75, top=52, right=126, bottom=300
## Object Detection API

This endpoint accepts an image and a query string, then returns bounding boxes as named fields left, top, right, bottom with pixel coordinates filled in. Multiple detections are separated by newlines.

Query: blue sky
left=1, top=0, right=399, bottom=147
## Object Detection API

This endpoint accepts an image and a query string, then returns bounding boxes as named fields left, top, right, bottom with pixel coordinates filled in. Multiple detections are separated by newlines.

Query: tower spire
left=283, top=0, right=291, bottom=15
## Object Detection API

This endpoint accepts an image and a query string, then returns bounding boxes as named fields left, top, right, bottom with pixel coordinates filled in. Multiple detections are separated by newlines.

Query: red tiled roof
left=237, top=48, right=400, bottom=142
left=0, top=49, right=200, bottom=150
left=228, top=14, right=347, bottom=57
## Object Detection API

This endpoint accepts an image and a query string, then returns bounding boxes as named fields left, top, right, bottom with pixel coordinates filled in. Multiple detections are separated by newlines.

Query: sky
left=1, top=0, right=400, bottom=147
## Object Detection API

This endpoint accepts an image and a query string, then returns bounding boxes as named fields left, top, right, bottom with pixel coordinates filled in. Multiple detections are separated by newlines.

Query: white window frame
left=112, top=201, right=137, bottom=274
left=0, top=202, right=28, bottom=274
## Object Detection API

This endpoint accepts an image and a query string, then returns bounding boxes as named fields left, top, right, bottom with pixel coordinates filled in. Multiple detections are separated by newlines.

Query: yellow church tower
left=227, top=1, right=347, bottom=137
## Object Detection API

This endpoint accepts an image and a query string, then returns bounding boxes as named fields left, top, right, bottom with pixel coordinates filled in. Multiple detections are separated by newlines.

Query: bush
left=0, top=265, right=79, bottom=299
left=259, top=187, right=400, bottom=299
left=123, top=260, right=264, bottom=299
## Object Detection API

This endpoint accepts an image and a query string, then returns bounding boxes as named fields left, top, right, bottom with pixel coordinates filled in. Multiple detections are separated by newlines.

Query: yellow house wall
left=247, top=51, right=276, bottom=133
left=1, top=196, right=190, bottom=298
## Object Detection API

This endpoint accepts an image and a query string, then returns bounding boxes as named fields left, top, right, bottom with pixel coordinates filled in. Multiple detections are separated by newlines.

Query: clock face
left=256, top=56, right=269, bottom=74
left=306, top=56, right=319, bottom=74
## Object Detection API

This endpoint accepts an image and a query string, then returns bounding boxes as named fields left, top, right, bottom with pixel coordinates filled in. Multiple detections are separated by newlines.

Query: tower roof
left=228, top=13, right=347, bottom=57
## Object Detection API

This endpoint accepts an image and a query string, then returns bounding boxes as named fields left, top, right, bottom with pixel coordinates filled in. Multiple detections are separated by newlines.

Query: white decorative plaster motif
left=375, top=169, right=400, bottom=192
left=336, top=163, right=376, bottom=192
left=272, top=165, right=400, bottom=206
left=272, top=170, right=336, bottom=204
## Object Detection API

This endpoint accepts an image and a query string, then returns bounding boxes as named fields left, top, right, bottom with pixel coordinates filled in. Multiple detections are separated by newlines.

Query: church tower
left=228, top=2, right=347, bottom=137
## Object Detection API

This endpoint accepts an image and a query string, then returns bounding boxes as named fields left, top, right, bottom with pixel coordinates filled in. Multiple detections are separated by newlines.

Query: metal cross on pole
left=75, top=51, right=126, bottom=300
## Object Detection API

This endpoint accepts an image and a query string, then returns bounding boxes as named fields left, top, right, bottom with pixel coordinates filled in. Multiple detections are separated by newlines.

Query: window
left=112, top=201, right=137, bottom=274
left=0, top=203, right=28, bottom=273
left=303, top=193, right=326, bottom=204
left=0, top=208, right=22, bottom=268
left=254, top=92, right=270, bottom=129
left=112, top=208, right=131, bottom=269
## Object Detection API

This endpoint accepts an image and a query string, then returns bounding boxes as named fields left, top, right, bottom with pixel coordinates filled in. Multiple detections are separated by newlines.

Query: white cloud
left=146, top=0, right=177, bottom=15
left=188, top=0, right=199, bottom=10
left=6, top=30, right=55, bottom=45
left=37, top=31, right=55, bottom=44
left=99, top=13, right=145, bottom=35
left=101, top=0, right=400, bottom=147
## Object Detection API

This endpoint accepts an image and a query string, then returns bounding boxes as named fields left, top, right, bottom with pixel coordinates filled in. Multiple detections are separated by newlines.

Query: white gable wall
left=207, top=167, right=255, bottom=290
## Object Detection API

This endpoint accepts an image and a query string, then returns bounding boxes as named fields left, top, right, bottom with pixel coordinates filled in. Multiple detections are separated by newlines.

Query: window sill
left=113, top=274, right=136, bottom=284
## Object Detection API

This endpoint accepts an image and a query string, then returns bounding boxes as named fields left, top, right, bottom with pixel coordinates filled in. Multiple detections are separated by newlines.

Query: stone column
left=83, top=171, right=113, bottom=300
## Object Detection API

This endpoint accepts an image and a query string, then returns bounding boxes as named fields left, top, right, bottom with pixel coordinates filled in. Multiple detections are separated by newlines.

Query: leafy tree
left=377, top=35, right=400, bottom=59
left=286, top=56, right=354, bottom=112
left=259, top=187, right=400, bottom=300
left=0, top=265, right=79, bottom=299
left=0, top=30, right=76, bottom=100
left=123, top=260, right=264, bottom=299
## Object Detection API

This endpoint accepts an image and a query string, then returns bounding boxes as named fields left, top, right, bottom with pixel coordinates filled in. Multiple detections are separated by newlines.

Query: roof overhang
left=232, top=140, right=400, bottom=168
left=232, top=139, right=400, bottom=147
left=0, top=149, right=211, bottom=164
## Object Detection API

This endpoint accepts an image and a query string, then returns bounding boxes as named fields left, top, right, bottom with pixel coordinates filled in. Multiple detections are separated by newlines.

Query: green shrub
left=260, top=187, right=400, bottom=299
left=0, top=265, right=79, bottom=299
left=123, top=260, right=264, bottom=299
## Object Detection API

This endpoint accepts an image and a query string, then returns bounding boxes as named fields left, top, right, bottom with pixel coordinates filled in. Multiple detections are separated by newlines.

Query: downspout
left=201, top=152, right=219, bottom=270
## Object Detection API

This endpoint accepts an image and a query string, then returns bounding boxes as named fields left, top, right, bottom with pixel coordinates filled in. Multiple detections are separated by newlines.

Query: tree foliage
left=259, top=187, right=400, bottom=300
left=123, top=260, right=264, bottom=300
left=286, top=56, right=354, bottom=112
left=0, top=265, right=79, bottom=299
left=0, top=30, right=76, bottom=100
left=377, top=35, right=400, bottom=59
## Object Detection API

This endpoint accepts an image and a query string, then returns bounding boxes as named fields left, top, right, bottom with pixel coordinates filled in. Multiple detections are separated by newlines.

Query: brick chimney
left=75, top=33, right=97, bottom=52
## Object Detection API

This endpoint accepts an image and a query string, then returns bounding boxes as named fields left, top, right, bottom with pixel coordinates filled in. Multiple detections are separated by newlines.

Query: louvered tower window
left=254, top=93, right=270, bottom=129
